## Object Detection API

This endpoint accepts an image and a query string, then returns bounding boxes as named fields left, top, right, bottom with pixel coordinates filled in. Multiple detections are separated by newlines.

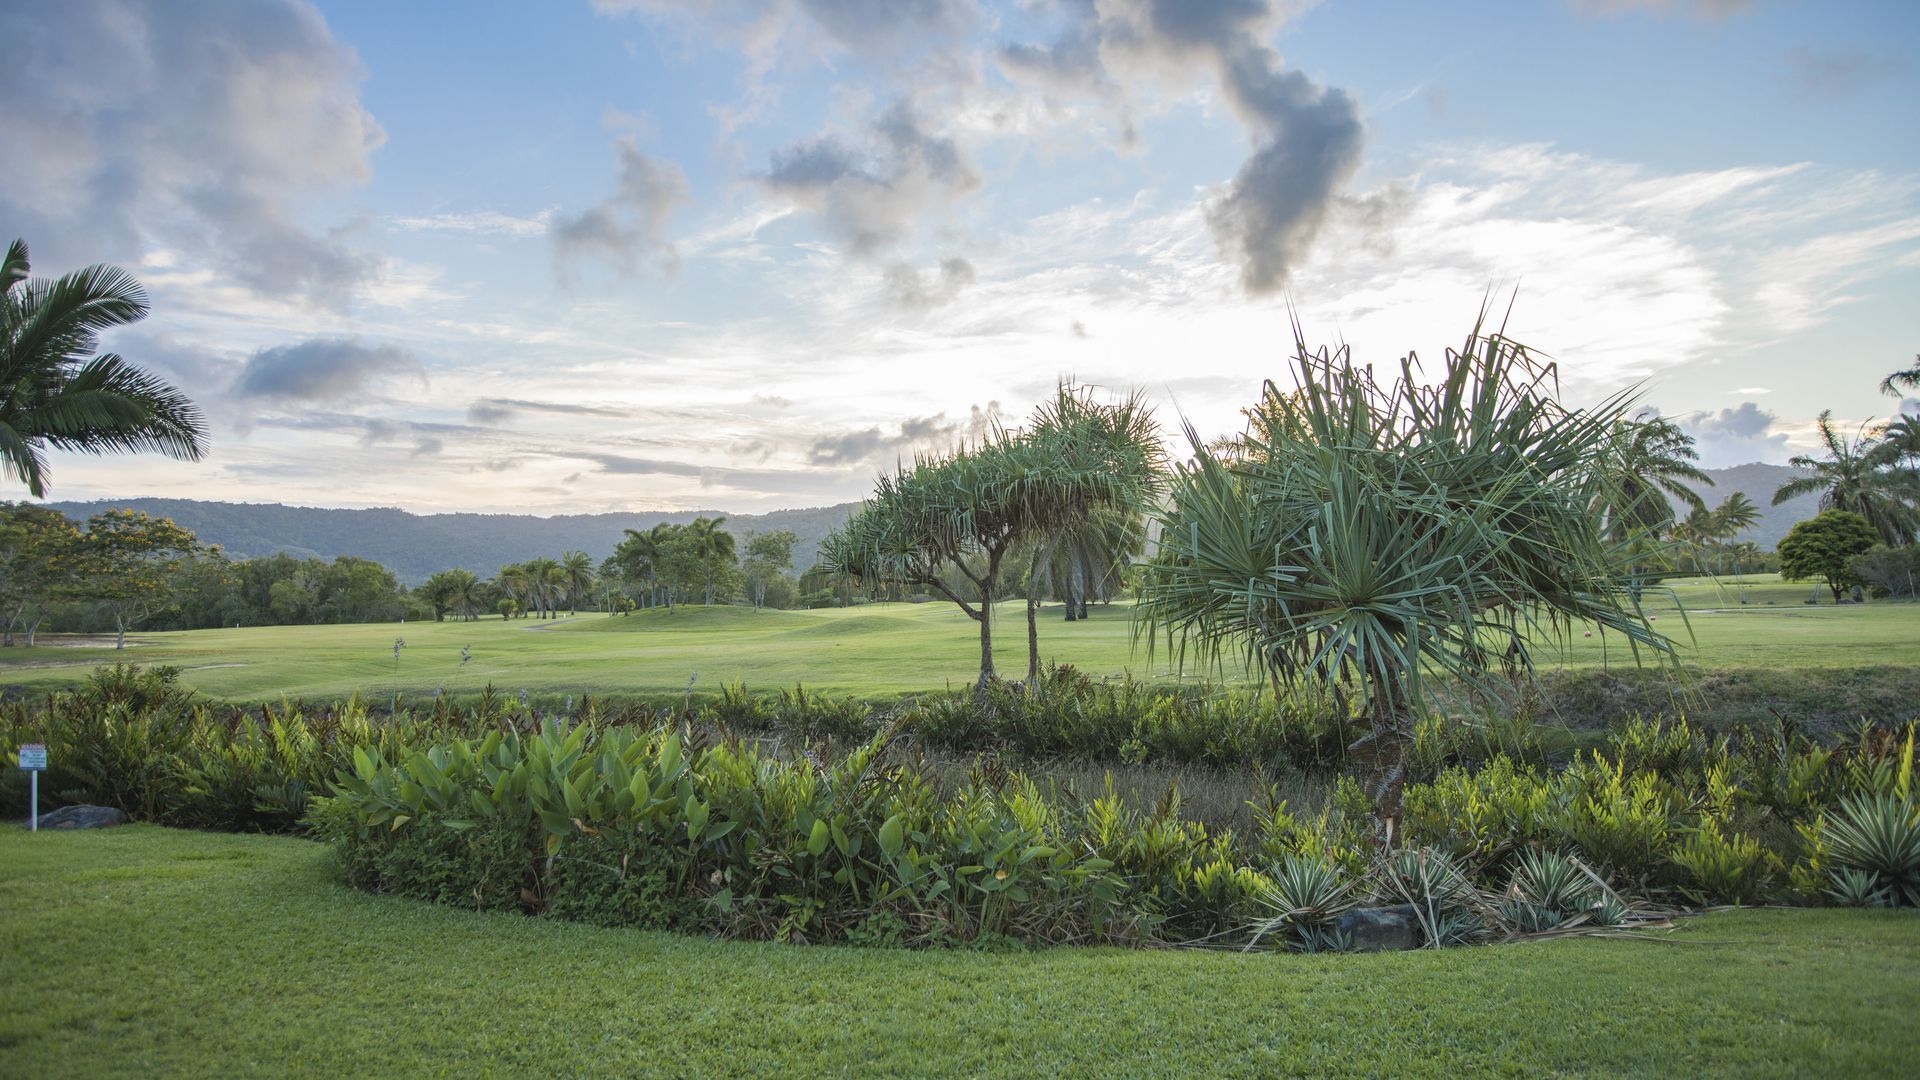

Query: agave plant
left=1823, top=793, right=1920, bottom=907
left=1244, top=853, right=1356, bottom=952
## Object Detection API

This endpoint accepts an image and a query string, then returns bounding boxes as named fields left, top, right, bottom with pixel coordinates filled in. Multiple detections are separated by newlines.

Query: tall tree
left=1588, top=412, right=1712, bottom=541
left=560, top=550, right=594, bottom=614
left=0, top=502, right=81, bottom=646
left=1772, top=411, right=1920, bottom=546
left=686, top=517, right=736, bottom=606
left=1140, top=310, right=1673, bottom=834
left=741, top=529, right=799, bottom=611
left=78, top=510, right=199, bottom=649
left=0, top=240, right=208, bottom=495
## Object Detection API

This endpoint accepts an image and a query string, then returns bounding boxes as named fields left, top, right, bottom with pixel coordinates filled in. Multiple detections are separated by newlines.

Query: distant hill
left=1676, top=463, right=1819, bottom=549
left=45, top=463, right=1824, bottom=586
left=48, top=498, right=860, bottom=585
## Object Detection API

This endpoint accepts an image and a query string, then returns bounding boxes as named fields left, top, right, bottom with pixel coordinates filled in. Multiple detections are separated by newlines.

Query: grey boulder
left=1334, top=904, right=1419, bottom=952
left=22, top=805, right=129, bottom=830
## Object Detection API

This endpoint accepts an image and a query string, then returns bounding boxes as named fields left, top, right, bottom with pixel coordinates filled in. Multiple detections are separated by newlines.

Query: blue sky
left=5, top=0, right=1916, bottom=513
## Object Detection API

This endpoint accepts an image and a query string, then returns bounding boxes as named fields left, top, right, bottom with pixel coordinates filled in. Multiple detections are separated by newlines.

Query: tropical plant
left=1823, top=793, right=1920, bottom=907
left=686, top=517, right=736, bottom=606
left=1588, top=412, right=1712, bottom=542
left=1139, top=307, right=1675, bottom=833
left=0, top=239, right=208, bottom=496
left=0, top=501, right=81, bottom=645
left=560, top=550, right=594, bottom=614
left=1771, top=411, right=1919, bottom=546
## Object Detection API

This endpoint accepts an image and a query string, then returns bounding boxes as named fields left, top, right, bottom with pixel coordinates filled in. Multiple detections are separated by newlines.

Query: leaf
left=878, top=814, right=905, bottom=857
left=807, top=818, right=830, bottom=857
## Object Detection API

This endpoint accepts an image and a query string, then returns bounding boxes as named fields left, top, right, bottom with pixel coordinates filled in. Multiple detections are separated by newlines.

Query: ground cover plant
left=2, top=826, right=1917, bottom=1077
left=8, top=666, right=1917, bottom=954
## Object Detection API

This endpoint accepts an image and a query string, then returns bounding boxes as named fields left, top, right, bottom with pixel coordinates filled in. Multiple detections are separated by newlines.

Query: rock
left=1334, top=904, right=1419, bottom=952
left=22, top=805, right=129, bottom=830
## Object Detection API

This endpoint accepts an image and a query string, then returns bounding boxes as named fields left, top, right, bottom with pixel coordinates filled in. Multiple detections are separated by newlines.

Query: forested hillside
left=1666, top=463, right=1818, bottom=549
left=47, top=462, right=1815, bottom=586
left=47, top=499, right=858, bottom=584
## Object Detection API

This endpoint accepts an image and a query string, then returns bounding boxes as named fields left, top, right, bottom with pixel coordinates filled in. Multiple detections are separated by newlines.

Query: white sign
left=17, top=743, right=46, bottom=771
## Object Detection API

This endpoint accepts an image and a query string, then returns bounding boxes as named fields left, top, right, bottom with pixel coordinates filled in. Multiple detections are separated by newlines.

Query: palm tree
left=1881, top=354, right=1919, bottom=397
left=1140, top=308, right=1674, bottom=833
left=439, top=568, right=485, bottom=621
left=1872, top=413, right=1920, bottom=469
left=1712, top=491, right=1761, bottom=538
left=1588, top=412, right=1712, bottom=541
left=686, top=517, right=735, bottom=605
left=494, top=563, right=531, bottom=619
left=1, top=239, right=208, bottom=495
left=1772, top=411, right=1919, bottom=546
left=560, top=550, right=594, bottom=614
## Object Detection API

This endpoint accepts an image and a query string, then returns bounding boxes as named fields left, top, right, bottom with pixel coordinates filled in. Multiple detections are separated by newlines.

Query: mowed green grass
left=3, top=575, right=1915, bottom=702
left=0, top=826, right=1914, bottom=1077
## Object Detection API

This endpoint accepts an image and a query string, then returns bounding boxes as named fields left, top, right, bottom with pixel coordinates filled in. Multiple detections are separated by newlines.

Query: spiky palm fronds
left=1140, top=304, right=1676, bottom=829
left=1, top=239, right=209, bottom=495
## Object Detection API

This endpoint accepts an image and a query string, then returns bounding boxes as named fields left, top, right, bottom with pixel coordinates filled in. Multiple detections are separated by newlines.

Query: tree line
left=0, top=506, right=811, bottom=647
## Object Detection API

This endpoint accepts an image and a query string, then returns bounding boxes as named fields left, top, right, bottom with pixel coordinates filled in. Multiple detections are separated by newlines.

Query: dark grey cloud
left=999, top=0, right=1365, bottom=294
left=759, top=98, right=980, bottom=256
left=552, top=137, right=691, bottom=277
left=0, top=0, right=384, bottom=304
left=579, top=451, right=836, bottom=496
left=1676, top=401, right=1791, bottom=467
left=1780, top=46, right=1908, bottom=101
left=232, top=338, right=424, bottom=403
left=412, top=438, right=444, bottom=457
left=884, top=257, right=976, bottom=309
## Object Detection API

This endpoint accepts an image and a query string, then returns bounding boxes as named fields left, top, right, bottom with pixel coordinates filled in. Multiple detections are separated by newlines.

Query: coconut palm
left=1711, top=491, right=1761, bottom=537
left=560, top=550, right=594, bottom=614
left=1772, top=411, right=1920, bottom=546
left=686, top=517, right=735, bottom=605
left=1140, top=308, right=1674, bottom=835
left=1872, top=413, right=1920, bottom=469
left=1588, top=412, right=1712, bottom=541
left=494, top=563, right=531, bottom=619
left=1, top=239, right=208, bottom=496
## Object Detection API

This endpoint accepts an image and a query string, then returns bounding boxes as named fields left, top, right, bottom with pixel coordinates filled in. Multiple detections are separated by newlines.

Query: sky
left=5, top=0, right=1917, bottom=515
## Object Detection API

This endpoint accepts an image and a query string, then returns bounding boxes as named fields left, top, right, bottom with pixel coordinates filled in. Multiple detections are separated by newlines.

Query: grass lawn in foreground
left=2, top=574, right=1916, bottom=702
left=0, top=826, right=1915, bottom=1077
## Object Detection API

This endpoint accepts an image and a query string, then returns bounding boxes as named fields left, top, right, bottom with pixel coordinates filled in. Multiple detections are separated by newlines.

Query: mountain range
left=48, top=498, right=860, bottom=585
left=47, top=464, right=1819, bottom=586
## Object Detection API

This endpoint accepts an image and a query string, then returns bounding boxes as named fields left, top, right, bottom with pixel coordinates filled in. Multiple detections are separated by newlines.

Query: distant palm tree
left=443, top=568, right=484, bottom=621
left=1772, top=411, right=1920, bottom=546
left=687, top=517, right=735, bottom=605
left=560, top=550, right=593, bottom=614
left=523, top=556, right=563, bottom=618
left=1589, top=413, right=1712, bottom=541
left=1, top=239, right=208, bottom=495
left=494, top=563, right=531, bottom=619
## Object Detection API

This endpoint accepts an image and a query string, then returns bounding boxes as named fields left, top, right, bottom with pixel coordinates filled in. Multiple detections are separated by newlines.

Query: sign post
left=18, top=743, right=47, bottom=831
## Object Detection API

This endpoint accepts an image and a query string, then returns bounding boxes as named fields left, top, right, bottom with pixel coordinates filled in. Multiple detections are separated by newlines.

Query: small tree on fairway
left=741, top=529, right=799, bottom=611
left=1778, top=509, right=1879, bottom=601
left=78, top=509, right=199, bottom=648
left=1140, top=309, right=1674, bottom=837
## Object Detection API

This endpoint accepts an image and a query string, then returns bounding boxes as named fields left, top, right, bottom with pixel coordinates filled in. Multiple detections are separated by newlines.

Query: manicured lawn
left=3, top=574, right=1916, bottom=703
left=0, top=826, right=1914, bottom=1077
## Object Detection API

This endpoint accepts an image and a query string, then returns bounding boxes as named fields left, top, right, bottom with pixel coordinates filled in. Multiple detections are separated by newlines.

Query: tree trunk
left=24, top=616, right=40, bottom=647
left=115, top=615, right=128, bottom=650
left=1025, top=591, right=1040, bottom=685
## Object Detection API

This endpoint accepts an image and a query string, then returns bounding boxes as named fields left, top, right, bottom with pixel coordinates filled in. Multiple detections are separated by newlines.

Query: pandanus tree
left=1772, top=411, right=1920, bottom=547
left=1, top=239, right=208, bottom=495
left=822, top=397, right=1154, bottom=690
left=1139, top=309, right=1675, bottom=838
